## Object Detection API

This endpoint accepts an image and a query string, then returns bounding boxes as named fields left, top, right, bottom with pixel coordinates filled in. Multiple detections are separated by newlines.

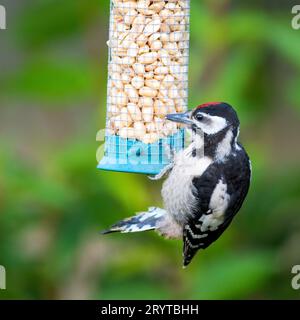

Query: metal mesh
left=101, top=0, right=190, bottom=170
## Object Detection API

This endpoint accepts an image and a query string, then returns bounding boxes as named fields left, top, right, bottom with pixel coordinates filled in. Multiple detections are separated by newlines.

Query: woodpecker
left=102, top=102, right=251, bottom=267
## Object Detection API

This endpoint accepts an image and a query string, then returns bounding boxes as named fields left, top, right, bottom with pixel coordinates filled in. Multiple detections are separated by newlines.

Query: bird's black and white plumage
left=102, top=102, right=251, bottom=267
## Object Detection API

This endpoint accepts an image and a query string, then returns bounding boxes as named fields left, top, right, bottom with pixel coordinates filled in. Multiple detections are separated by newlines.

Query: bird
left=102, top=102, right=252, bottom=267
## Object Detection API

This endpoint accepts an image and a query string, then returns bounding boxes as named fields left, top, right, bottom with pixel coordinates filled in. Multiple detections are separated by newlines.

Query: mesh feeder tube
left=98, top=0, right=190, bottom=174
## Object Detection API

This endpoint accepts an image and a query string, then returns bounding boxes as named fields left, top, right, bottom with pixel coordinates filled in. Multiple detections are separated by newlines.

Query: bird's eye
left=195, top=113, right=204, bottom=121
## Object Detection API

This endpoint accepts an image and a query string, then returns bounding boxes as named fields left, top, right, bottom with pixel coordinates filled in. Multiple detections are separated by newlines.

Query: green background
left=0, top=0, right=300, bottom=299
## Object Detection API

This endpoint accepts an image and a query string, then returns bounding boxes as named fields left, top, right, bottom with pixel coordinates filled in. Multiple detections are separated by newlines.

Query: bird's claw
left=148, top=143, right=176, bottom=180
left=148, top=162, right=174, bottom=181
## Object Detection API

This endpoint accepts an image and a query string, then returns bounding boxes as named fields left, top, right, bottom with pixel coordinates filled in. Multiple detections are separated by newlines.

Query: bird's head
left=166, top=102, right=240, bottom=137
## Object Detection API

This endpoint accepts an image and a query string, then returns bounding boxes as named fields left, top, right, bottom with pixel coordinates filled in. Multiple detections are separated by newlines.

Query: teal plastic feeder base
left=98, top=160, right=167, bottom=175
left=98, top=129, right=185, bottom=175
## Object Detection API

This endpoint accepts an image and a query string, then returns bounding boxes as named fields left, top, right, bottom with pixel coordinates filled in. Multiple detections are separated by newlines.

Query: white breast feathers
left=162, top=148, right=212, bottom=226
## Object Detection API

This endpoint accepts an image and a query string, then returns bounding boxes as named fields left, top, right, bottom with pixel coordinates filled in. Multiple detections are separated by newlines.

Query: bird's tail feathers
left=101, top=207, right=165, bottom=235
left=183, top=245, right=198, bottom=268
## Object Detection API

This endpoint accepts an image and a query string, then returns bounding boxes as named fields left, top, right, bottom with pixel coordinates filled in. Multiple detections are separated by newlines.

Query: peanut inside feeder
left=99, top=0, right=190, bottom=174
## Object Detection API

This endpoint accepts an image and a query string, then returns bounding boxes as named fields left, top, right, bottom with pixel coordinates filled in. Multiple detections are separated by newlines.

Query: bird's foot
left=148, top=162, right=174, bottom=181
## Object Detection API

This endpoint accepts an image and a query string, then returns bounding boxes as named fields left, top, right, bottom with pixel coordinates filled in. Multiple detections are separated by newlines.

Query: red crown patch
left=197, top=102, right=221, bottom=109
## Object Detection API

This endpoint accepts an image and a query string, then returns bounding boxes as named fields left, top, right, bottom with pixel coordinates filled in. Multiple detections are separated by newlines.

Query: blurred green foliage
left=0, top=0, right=300, bottom=299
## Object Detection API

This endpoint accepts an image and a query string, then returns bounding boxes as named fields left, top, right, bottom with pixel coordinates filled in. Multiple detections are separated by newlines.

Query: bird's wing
left=182, top=163, right=221, bottom=266
left=183, top=154, right=251, bottom=267
left=183, top=216, right=231, bottom=267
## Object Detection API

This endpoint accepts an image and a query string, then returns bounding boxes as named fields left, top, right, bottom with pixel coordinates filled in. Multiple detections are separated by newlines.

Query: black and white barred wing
left=183, top=155, right=251, bottom=267
left=183, top=166, right=233, bottom=266
left=183, top=218, right=231, bottom=267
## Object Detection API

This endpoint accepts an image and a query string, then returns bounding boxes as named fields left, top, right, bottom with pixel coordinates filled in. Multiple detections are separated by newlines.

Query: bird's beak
left=166, top=111, right=193, bottom=126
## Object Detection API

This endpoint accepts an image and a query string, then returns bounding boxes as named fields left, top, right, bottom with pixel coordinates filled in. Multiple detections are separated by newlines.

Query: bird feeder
left=98, top=0, right=190, bottom=174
